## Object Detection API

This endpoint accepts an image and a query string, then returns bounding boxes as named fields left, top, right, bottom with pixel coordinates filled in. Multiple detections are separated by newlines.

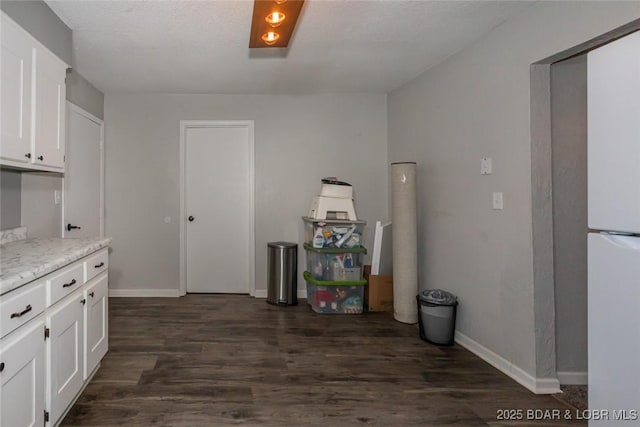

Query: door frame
left=61, top=102, right=105, bottom=238
left=179, top=120, right=255, bottom=296
left=529, top=21, right=639, bottom=389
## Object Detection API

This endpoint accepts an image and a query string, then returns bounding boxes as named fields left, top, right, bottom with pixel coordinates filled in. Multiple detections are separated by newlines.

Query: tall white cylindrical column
left=391, top=162, right=418, bottom=324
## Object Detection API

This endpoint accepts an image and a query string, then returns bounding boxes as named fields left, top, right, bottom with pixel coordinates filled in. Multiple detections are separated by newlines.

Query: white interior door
left=183, top=122, right=253, bottom=293
left=63, top=103, right=104, bottom=237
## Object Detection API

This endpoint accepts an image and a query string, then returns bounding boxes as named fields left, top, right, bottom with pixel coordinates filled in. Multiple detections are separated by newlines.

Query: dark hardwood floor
left=62, top=295, right=584, bottom=426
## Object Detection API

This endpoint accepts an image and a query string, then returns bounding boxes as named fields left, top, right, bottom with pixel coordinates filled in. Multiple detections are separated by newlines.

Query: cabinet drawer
left=0, top=282, right=46, bottom=339
left=47, top=263, right=84, bottom=307
left=84, top=249, right=108, bottom=283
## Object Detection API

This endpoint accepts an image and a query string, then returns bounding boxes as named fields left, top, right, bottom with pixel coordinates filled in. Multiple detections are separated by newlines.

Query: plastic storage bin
left=417, top=290, right=458, bottom=345
left=303, top=271, right=366, bottom=314
left=302, top=217, right=366, bottom=249
left=304, top=243, right=366, bottom=282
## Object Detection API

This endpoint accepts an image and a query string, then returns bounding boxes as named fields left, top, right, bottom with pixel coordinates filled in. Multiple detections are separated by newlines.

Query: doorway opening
left=530, top=19, right=640, bottom=395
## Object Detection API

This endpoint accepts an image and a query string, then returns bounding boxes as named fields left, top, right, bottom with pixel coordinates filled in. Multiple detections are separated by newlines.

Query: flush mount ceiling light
left=249, top=0, right=304, bottom=48
left=265, top=11, right=286, bottom=27
left=261, top=31, right=280, bottom=45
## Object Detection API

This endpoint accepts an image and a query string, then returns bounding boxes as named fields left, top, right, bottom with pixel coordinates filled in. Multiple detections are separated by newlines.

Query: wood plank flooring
left=62, top=295, right=584, bottom=426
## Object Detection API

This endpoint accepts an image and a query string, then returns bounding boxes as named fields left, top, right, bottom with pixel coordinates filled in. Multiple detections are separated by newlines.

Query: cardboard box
left=364, top=265, right=393, bottom=312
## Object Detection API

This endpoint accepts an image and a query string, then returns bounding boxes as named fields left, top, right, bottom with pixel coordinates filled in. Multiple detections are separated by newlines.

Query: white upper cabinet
left=0, top=12, right=68, bottom=172
left=33, top=45, right=67, bottom=169
left=0, top=13, right=33, bottom=164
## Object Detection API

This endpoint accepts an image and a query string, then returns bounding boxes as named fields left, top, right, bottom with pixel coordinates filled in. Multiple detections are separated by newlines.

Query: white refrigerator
left=587, top=30, right=640, bottom=425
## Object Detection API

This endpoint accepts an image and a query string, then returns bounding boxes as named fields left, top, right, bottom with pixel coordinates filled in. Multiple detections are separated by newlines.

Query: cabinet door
left=33, top=44, right=66, bottom=170
left=47, top=292, right=84, bottom=425
left=0, top=320, right=45, bottom=427
left=0, top=13, right=33, bottom=164
left=84, top=274, right=108, bottom=379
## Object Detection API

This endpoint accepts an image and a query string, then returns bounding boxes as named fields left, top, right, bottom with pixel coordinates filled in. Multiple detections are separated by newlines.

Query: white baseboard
left=454, top=331, right=561, bottom=394
left=253, top=289, right=307, bottom=299
left=108, top=289, right=309, bottom=299
left=109, top=289, right=182, bottom=297
left=557, top=371, right=588, bottom=385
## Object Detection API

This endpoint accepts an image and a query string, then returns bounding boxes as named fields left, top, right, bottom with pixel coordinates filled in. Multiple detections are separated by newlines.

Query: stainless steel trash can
left=267, top=242, right=298, bottom=305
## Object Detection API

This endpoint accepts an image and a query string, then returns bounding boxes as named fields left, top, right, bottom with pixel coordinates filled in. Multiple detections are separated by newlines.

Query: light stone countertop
left=0, top=226, right=28, bottom=245
left=0, top=237, right=112, bottom=296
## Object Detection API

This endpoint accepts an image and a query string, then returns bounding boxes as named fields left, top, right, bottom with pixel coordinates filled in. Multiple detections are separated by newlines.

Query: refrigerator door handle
left=600, top=233, right=640, bottom=250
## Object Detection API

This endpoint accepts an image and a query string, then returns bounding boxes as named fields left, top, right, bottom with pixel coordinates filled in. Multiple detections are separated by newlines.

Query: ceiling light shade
left=265, top=11, right=286, bottom=27
left=261, top=31, right=280, bottom=45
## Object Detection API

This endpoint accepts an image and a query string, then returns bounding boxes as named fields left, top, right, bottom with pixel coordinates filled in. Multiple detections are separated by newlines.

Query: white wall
left=0, top=0, right=71, bottom=65
left=66, top=71, right=105, bottom=120
left=21, top=172, right=62, bottom=238
left=105, top=93, right=388, bottom=293
left=388, top=1, right=639, bottom=389
left=0, top=170, right=21, bottom=229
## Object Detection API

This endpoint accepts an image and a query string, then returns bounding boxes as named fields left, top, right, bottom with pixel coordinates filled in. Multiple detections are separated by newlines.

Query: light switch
left=492, top=192, right=504, bottom=210
left=54, top=190, right=62, bottom=205
left=481, top=157, right=493, bottom=175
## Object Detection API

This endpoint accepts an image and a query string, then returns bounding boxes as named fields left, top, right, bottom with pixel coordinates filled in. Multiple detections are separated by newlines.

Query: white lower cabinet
left=84, top=274, right=108, bottom=380
left=0, top=320, right=46, bottom=427
left=46, top=290, right=85, bottom=425
left=0, top=248, right=109, bottom=427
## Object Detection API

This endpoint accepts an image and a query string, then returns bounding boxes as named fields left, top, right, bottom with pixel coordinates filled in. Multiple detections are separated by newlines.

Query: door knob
left=37, top=155, right=43, bottom=161
left=67, top=224, right=81, bottom=231
left=188, top=216, right=195, bottom=222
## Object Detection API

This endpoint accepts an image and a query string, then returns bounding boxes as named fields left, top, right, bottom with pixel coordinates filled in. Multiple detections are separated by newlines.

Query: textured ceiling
left=46, top=0, right=535, bottom=94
